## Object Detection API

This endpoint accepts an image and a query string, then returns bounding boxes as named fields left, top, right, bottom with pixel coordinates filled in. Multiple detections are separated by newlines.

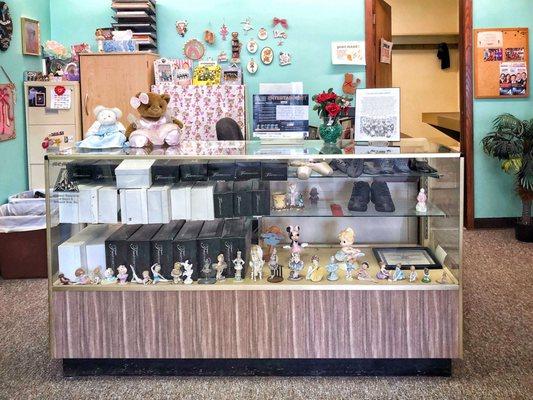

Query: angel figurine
left=151, top=263, right=168, bottom=284
left=214, top=254, right=227, bottom=281
left=233, top=251, right=245, bottom=282
left=182, top=260, right=194, bottom=284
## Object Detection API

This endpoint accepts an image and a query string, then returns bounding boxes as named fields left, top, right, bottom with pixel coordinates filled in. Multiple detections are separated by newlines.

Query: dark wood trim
left=459, top=0, right=475, bottom=229
left=474, top=218, right=516, bottom=229
left=365, top=0, right=376, bottom=88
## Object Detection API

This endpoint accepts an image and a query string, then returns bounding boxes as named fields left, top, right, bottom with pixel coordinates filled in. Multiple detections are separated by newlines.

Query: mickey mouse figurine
left=283, top=225, right=308, bottom=255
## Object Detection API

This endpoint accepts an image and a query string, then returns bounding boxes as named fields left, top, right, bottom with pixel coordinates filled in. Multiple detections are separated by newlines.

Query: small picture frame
left=154, top=58, right=174, bottom=85
left=222, top=64, right=242, bottom=85
left=21, top=17, right=41, bottom=56
left=27, top=86, right=47, bottom=107
left=372, top=247, right=443, bottom=270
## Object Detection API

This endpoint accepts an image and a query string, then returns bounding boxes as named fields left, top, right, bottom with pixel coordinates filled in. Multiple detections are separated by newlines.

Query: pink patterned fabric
left=152, top=84, right=246, bottom=141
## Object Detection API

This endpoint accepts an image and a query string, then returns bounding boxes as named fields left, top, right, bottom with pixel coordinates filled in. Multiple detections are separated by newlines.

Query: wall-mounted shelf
left=392, top=34, right=459, bottom=50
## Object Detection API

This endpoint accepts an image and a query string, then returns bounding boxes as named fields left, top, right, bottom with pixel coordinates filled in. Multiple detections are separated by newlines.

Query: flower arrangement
left=312, top=88, right=352, bottom=125
left=43, top=40, right=70, bottom=59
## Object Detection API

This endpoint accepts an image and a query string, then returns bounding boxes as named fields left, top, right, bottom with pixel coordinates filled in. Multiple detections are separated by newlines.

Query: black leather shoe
left=409, top=159, right=438, bottom=174
left=346, top=159, right=364, bottom=178
left=371, top=181, right=395, bottom=212
left=348, top=181, right=370, bottom=212
left=393, top=158, right=411, bottom=173
left=380, top=159, right=395, bottom=174
left=331, top=159, right=349, bottom=174
left=363, top=159, right=382, bottom=175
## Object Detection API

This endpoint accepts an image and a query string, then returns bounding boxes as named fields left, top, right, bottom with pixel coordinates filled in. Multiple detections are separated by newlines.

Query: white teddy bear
left=77, top=106, right=127, bottom=149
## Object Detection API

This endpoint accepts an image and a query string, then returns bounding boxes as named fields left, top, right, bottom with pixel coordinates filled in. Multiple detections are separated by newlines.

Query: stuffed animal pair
left=78, top=106, right=127, bottom=149
left=126, top=92, right=184, bottom=148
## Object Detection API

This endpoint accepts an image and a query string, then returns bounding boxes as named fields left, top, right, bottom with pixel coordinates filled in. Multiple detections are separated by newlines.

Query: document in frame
left=354, top=88, right=400, bottom=142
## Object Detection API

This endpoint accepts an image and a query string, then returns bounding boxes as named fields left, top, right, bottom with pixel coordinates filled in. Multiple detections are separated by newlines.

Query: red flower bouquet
left=312, top=88, right=352, bottom=125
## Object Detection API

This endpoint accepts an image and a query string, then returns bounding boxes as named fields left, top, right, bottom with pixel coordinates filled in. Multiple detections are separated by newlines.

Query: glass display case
left=46, top=138, right=462, bottom=366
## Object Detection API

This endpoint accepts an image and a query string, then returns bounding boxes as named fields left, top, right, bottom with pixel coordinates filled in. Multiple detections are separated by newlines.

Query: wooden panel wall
left=51, top=290, right=460, bottom=359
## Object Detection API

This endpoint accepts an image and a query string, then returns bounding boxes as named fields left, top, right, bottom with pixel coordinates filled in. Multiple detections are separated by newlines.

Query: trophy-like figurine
left=198, top=258, right=216, bottom=284
left=233, top=251, right=245, bottom=282
left=267, top=248, right=283, bottom=283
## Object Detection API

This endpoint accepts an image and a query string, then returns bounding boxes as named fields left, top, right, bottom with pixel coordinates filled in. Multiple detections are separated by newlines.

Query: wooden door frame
left=365, top=0, right=475, bottom=229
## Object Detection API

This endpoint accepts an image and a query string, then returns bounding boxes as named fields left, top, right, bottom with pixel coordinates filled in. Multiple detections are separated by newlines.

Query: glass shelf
left=287, top=168, right=441, bottom=181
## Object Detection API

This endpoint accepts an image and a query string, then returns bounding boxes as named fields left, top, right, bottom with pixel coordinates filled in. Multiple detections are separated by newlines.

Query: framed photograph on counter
left=373, top=247, right=442, bottom=270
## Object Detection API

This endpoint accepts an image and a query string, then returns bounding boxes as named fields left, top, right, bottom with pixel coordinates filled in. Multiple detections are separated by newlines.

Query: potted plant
left=312, top=89, right=352, bottom=152
left=482, top=113, right=533, bottom=242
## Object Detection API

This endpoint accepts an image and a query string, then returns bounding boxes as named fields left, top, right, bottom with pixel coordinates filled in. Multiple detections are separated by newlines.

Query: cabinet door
left=80, top=54, right=156, bottom=133
left=26, top=85, right=79, bottom=126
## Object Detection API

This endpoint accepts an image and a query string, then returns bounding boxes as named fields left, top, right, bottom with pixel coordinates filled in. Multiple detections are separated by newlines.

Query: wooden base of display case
left=62, top=358, right=452, bottom=377
left=50, top=288, right=460, bottom=359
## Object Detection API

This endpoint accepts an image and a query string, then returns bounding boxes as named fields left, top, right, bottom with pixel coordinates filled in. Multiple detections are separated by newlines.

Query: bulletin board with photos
left=474, top=28, right=529, bottom=99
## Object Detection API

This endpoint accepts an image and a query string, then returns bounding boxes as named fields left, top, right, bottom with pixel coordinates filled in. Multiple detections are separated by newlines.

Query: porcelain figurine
left=288, top=252, right=304, bottom=281
left=306, top=255, right=319, bottom=280
left=409, top=265, right=418, bottom=283
left=284, top=225, right=308, bottom=254
left=326, top=256, right=340, bottom=281
left=141, top=270, right=152, bottom=285
left=58, top=273, right=71, bottom=285
left=437, top=270, right=450, bottom=284
left=171, top=262, right=182, bottom=284
left=421, top=267, right=431, bottom=283
left=309, top=187, right=319, bottom=205
left=117, top=265, right=129, bottom=284
left=335, top=228, right=364, bottom=280
left=73, top=268, right=91, bottom=285
left=266, top=248, right=283, bottom=283
left=214, top=254, right=227, bottom=281
left=90, top=266, right=103, bottom=285
left=182, top=260, right=194, bottom=284
left=308, top=255, right=325, bottom=282
left=233, top=251, right=245, bottom=282
left=102, top=268, right=118, bottom=285
left=249, top=245, right=264, bottom=282
left=392, top=263, right=406, bottom=282
left=356, top=262, right=375, bottom=282
left=376, top=262, right=391, bottom=281
left=416, top=188, right=428, bottom=213
left=287, top=183, right=303, bottom=208
left=261, top=225, right=284, bottom=260
left=151, top=263, right=168, bottom=284
left=198, top=258, right=216, bottom=284
left=130, top=265, right=144, bottom=284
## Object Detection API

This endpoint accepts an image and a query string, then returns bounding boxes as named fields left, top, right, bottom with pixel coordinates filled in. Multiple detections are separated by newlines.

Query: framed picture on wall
left=21, top=17, right=41, bottom=56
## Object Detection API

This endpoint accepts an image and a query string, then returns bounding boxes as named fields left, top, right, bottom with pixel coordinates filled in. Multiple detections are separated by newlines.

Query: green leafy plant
left=482, top=113, right=533, bottom=225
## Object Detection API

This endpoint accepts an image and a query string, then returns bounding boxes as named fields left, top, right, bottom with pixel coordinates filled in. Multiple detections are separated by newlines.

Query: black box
left=233, top=181, right=253, bottom=217
left=179, top=163, right=208, bottom=181
left=127, top=224, right=163, bottom=279
left=221, top=218, right=249, bottom=278
left=214, top=181, right=234, bottom=218
left=173, top=220, right=204, bottom=280
left=208, top=161, right=236, bottom=181
left=105, top=224, right=142, bottom=274
left=197, top=219, right=224, bottom=273
left=261, top=162, right=288, bottom=181
left=252, top=181, right=271, bottom=216
left=66, top=160, right=94, bottom=182
left=151, top=220, right=185, bottom=278
left=235, top=162, right=261, bottom=181
left=152, top=160, right=180, bottom=184
left=92, top=160, right=119, bottom=182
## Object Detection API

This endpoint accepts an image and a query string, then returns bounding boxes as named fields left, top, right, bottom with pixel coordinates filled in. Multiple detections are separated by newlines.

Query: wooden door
left=365, top=0, right=392, bottom=88
left=80, top=54, right=157, bottom=133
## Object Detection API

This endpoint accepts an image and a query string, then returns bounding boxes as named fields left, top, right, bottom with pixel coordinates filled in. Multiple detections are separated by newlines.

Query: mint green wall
left=50, top=0, right=366, bottom=127
left=473, top=0, right=533, bottom=218
left=0, top=0, right=50, bottom=202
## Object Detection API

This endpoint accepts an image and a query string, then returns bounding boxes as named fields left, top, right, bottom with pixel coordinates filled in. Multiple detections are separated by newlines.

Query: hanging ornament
left=231, top=32, right=242, bottom=63
left=204, top=29, right=215, bottom=45
left=279, top=51, right=292, bottom=66
left=183, top=39, right=205, bottom=61
left=273, top=30, right=288, bottom=40
left=220, top=23, right=229, bottom=41
left=247, top=59, right=258, bottom=74
left=218, top=51, right=228, bottom=63
left=241, top=17, right=253, bottom=34
left=247, top=38, right=258, bottom=54
left=176, top=20, right=188, bottom=37
left=272, top=17, right=289, bottom=29
left=260, top=47, right=274, bottom=65
left=257, top=28, right=268, bottom=40
left=0, top=2, right=14, bottom=52
left=342, top=73, right=361, bottom=95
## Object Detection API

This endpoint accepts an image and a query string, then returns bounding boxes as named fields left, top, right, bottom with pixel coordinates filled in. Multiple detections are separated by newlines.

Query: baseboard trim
left=474, top=217, right=516, bottom=229
left=63, top=358, right=452, bottom=377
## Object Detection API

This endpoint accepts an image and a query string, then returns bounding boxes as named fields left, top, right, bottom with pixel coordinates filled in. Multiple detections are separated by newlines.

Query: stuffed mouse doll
left=126, top=92, right=184, bottom=148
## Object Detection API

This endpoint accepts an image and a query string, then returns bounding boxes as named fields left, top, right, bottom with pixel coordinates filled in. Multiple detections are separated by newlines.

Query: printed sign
left=331, top=41, right=366, bottom=65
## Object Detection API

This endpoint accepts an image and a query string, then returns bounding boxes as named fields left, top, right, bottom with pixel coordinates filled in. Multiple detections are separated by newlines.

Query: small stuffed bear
left=127, top=92, right=184, bottom=148
left=78, top=105, right=127, bottom=149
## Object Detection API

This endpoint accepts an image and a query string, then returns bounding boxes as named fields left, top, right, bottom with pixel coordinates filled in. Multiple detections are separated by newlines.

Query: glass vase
left=319, top=121, right=342, bottom=154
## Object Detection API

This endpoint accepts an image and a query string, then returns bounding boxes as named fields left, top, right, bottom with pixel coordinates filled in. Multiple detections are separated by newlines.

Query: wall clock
left=0, top=2, right=13, bottom=52
left=183, top=38, right=205, bottom=61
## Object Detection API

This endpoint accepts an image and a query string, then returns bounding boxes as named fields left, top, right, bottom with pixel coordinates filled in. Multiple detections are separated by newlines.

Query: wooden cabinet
left=79, top=53, right=158, bottom=133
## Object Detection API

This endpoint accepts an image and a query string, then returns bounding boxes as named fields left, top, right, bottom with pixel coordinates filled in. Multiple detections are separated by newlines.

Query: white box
left=58, top=224, right=111, bottom=280
left=115, top=159, right=155, bottom=189
left=54, top=191, right=80, bottom=224
left=98, top=186, right=120, bottom=223
left=147, top=184, right=171, bottom=224
left=78, top=184, right=102, bottom=223
left=170, top=183, right=192, bottom=220
left=191, top=182, right=215, bottom=220
left=85, top=224, right=121, bottom=271
left=120, top=188, right=149, bottom=224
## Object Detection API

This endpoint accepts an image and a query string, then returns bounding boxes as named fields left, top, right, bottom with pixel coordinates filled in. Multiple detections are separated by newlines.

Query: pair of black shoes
left=348, top=181, right=395, bottom=212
